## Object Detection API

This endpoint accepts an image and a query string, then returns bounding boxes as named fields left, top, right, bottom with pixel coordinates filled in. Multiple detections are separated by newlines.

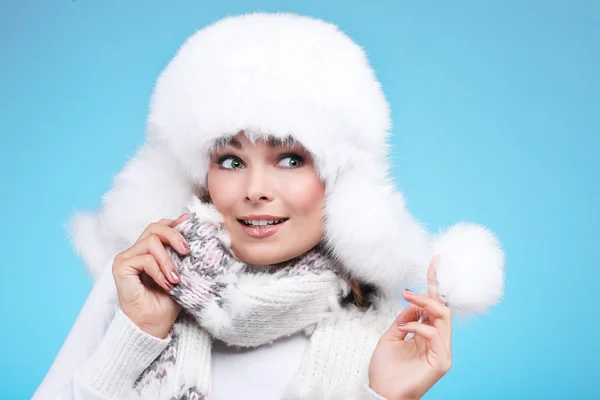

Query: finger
left=397, top=322, right=450, bottom=360
left=127, top=220, right=191, bottom=260
left=402, top=289, right=450, bottom=322
left=382, top=304, right=420, bottom=341
left=115, top=253, right=174, bottom=292
left=167, top=213, right=191, bottom=228
left=122, top=234, right=182, bottom=285
left=136, top=218, right=173, bottom=242
left=402, top=288, right=452, bottom=347
left=137, top=213, right=190, bottom=243
left=427, top=255, right=442, bottom=303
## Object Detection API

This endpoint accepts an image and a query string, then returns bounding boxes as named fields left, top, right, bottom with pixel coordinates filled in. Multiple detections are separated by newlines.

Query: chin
left=231, top=240, right=304, bottom=266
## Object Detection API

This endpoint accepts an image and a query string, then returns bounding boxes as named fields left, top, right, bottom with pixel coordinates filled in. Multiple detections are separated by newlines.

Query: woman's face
left=207, top=133, right=326, bottom=266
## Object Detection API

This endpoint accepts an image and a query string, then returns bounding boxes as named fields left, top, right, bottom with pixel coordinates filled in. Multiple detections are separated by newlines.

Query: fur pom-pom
left=431, top=222, right=505, bottom=315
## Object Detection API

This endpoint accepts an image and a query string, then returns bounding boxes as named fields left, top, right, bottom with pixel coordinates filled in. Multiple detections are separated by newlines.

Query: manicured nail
left=170, top=270, right=180, bottom=283
left=180, top=241, right=190, bottom=252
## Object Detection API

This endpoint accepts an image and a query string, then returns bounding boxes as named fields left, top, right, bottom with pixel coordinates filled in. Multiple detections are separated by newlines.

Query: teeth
left=243, top=219, right=284, bottom=226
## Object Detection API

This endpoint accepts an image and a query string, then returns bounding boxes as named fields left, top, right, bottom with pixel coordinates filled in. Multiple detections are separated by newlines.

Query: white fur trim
left=67, top=141, right=197, bottom=279
left=431, top=222, right=505, bottom=315
left=323, top=164, right=432, bottom=291
left=66, top=211, right=123, bottom=280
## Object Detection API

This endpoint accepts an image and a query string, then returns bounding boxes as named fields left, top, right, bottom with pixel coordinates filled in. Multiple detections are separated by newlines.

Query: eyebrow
left=224, top=138, right=242, bottom=149
left=267, top=136, right=298, bottom=147
left=216, top=136, right=300, bottom=150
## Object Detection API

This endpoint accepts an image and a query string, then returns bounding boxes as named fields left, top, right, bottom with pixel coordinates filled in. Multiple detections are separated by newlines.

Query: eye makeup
left=277, top=152, right=306, bottom=168
left=208, top=138, right=313, bottom=170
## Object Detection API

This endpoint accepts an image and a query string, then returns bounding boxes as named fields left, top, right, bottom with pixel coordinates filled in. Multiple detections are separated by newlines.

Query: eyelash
left=213, top=152, right=305, bottom=170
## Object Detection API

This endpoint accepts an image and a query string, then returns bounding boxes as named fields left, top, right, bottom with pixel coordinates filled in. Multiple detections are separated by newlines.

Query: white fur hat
left=68, top=12, right=504, bottom=315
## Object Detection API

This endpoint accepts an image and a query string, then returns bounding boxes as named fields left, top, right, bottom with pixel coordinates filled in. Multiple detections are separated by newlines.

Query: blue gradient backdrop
left=1, top=1, right=598, bottom=399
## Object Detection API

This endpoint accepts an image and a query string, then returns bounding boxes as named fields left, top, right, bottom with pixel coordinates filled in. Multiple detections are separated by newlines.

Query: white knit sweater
left=33, top=262, right=390, bottom=399
left=72, top=307, right=388, bottom=399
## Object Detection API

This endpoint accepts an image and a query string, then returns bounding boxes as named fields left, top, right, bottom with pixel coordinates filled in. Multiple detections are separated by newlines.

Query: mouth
left=236, top=216, right=289, bottom=238
left=237, top=218, right=288, bottom=227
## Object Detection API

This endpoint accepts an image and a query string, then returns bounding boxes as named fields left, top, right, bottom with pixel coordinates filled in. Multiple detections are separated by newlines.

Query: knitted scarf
left=130, top=211, right=400, bottom=400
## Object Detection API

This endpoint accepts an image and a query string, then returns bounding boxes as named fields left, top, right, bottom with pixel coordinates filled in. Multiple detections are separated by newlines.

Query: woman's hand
left=112, top=213, right=191, bottom=339
left=368, top=256, right=452, bottom=400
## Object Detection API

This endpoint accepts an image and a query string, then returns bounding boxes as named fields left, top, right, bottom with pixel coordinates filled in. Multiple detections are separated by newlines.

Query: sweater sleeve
left=72, top=307, right=172, bottom=399
left=31, top=260, right=170, bottom=400
left=32, top=261, right=117, bottom=400
left=46, top=307, right=171, bottom=400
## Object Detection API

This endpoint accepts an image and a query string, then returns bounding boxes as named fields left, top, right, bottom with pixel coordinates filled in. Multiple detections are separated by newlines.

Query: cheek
left=279, top=173, right=325, bottom=215
left=207, top=169, right=238, bottom=212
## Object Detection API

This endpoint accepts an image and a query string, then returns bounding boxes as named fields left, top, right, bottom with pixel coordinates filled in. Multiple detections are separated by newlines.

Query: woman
left=33, top=12, right=504, bottom=400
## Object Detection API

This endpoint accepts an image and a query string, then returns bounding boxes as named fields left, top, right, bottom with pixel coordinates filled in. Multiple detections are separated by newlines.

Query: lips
left=237, top=218, right=288, bottom=239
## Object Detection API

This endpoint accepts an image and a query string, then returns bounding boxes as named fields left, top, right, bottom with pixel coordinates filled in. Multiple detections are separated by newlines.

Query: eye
left=278, top=154, right=304, bottom=168
left=219, top=156, right=245, bottom=169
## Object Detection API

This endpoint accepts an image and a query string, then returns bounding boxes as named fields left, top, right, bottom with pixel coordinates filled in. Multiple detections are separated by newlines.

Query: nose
left=244, top=167, right=274, bottom=203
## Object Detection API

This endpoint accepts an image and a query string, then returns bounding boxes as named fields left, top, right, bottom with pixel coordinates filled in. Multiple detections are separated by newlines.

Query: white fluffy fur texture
left=430, top=223, right=505, bottom=315
left=66, top=12, right=504, bottom=315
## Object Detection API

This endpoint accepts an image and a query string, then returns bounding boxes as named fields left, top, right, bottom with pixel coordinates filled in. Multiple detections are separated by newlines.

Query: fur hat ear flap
left=322, top=165, right=433, bottom=292
left=67, top=140, right=196, bottom=281
left=322, top=166, right=505, bottom=316
left=429, top=222, right=505, bottom=315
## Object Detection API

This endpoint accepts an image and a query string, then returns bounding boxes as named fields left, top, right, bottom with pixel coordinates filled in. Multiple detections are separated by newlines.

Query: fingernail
left=180, top=241, right=190, bottom=252
left=397, top=322, right=407, bottom=326
left=180, top=213, right=189, bottom=219
left=404, top=288, right=413, bottom=293
left=165, top=280, right=174, bottom=290
left=170, top=270, right=180, bottom=283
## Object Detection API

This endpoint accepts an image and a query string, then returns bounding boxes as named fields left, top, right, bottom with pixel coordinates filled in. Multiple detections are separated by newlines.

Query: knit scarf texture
left=130, top=212, right=399, bottom=399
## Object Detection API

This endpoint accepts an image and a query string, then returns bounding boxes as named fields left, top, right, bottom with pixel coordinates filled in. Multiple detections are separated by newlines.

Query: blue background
left=1, top=0, right=598, bottom=399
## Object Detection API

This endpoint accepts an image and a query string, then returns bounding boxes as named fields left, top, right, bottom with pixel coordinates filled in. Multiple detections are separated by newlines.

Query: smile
left=240, top=219, right=287, bottom=226
left=237, top=216, right=289, bottom=238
